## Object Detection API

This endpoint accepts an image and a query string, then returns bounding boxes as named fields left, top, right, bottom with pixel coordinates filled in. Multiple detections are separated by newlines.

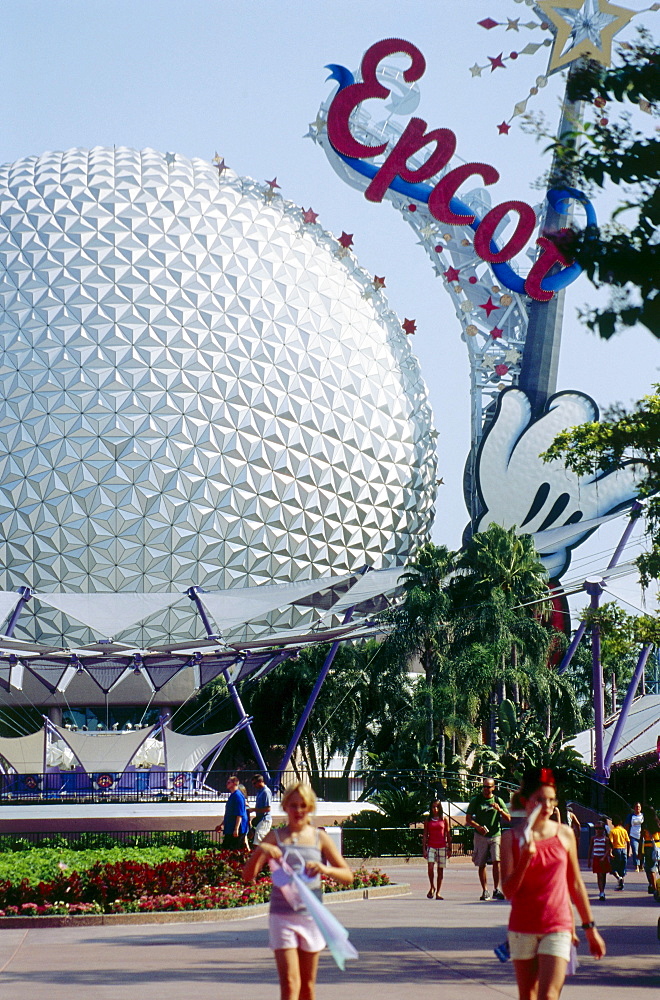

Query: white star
left=470, top=63, right=484, bottom=77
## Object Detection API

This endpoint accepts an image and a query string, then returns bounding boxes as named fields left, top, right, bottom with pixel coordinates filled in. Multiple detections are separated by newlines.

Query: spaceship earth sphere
left=0, top=147, right=436, bottom=642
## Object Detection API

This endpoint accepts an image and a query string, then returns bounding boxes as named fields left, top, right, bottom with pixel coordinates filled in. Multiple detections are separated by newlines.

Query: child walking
left=243, top=782, right=353, bottom=1000
left=587, top=819, right=610, bottom=900
left=608, top=815, right=630, bottom=890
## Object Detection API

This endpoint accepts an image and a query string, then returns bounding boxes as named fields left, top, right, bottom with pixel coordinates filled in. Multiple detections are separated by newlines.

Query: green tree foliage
left=544, top=32, right=659, bottom=338
left=472, top=699, right=587, bottom=787
left=565, top=601, right=658, bottom=723
left=376, top=526, right=576, bottom=772
left=381, top=543, right=457, bottom=745
left=542, top=385, right=660, bottom=582
left=452, top=524, right=558, bottom=743
left=247, top=639, right=410, bottom=775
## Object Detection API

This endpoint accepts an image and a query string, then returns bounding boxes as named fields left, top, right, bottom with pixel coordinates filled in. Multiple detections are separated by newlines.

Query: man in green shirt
left=466, top=776, right=511, bottom=900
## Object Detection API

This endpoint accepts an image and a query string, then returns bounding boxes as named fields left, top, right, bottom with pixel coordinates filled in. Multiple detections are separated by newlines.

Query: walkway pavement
left=0, top=860, right=657, bottom=998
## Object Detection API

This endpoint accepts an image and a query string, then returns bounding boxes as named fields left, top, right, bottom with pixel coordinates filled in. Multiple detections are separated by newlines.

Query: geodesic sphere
left=0, top=147, right=436, bottom=640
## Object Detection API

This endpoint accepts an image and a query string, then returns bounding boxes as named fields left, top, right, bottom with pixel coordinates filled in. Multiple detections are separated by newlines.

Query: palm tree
left=382, top=543, right=457, bottom=747
left=451, top=524, right=553, bottom=744
left=453, top=523, right=550, bottom=608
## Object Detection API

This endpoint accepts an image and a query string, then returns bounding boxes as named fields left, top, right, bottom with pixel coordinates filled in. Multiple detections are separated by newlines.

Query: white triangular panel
left=34, top=593, right=183, bottom=637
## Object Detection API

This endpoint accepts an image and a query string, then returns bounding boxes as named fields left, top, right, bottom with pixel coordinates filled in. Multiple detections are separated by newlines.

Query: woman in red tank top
left=423, top=799, right=452, bottom=899
left=501, top=769, right=605, bottom=1000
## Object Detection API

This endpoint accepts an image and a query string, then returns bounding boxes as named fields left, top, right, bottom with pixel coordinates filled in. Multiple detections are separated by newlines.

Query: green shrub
left=0, top=846, right=194, bottom=886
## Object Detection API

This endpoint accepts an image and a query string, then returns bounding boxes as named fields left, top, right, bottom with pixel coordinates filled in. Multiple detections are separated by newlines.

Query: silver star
left=470, top=63, right=484, bottom=77
left=539, top=0, right=635, bottom=73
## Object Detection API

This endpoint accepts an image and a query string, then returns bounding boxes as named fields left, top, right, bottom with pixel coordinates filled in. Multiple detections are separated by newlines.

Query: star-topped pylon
left=373, top=276, right=386, bottom=290
left=537, top=0, right=636, bottom=75
left=266, top=177, right=281, bottom=190
left=338, top=232, right=354, bottom=249
left=302, top=207, right=319, bottom=224
left=402, top=318, right=417, bottom=335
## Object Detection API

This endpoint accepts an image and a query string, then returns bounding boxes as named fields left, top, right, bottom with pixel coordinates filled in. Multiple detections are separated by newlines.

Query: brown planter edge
left=0, top=882, right=410, bottom=928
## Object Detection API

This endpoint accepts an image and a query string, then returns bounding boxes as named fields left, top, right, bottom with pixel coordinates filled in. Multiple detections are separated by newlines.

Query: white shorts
left=427, top=847, right=447, bottom=866
left=253, top=815, right=272, bottom=845
left=508, top=930, right=572, bottom=962
left=269, top=909, right=326, bottom=953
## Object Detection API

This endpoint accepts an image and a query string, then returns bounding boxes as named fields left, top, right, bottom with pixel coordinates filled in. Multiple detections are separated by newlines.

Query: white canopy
left=52, top=723, right=156, bottom=774
left=0, top=592, right=22, bottom=629
left=329, top=567, right=405, bottom=615
left=35, top=593, right=184, bottom=637
left=0, top=729, right=46, bottom=773
left=199, top=573, right=353, bottom=633
left=532, top=509, right=630, bottom=554
left=162, top=723, right=244, bottom=773
left=567, top=694, right=660, bottom=766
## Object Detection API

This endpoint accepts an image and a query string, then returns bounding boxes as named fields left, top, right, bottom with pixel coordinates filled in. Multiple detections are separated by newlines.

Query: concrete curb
left=0, top=882, right=410, bottom=928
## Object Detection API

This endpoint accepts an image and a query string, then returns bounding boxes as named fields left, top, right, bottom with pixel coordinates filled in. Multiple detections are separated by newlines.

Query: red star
left=266, top=177, right=281, bottom=189
left=497, top=121, right=511, bottom=135
left=302, top=207, right=318, bottom=224
left=402, top=318, right=416, bottom=335
left=478, top=18, right=500, bottom=29
left=495, top=364, right=509, bottom=376
left=479, top=297, right=500, bottom=317
left=373, top=276, right=386, bottom=290
left=490, top=327, right=504, bottom=339
left=443, top=266, right=461, bottom=282
left=489, top=53, right=506, bottom=72
left=338, top=232, right=354, bottom=249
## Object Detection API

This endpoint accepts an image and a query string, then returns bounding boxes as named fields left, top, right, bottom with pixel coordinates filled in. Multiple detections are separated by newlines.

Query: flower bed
left=0, top=849, right=390, bottom=917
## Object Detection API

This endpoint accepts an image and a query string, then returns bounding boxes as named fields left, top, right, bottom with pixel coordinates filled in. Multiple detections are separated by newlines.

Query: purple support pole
left=558, top=502, right=643, bottom=675
left=585, top=579, right=606, bottom=783
left=557, top=621, right=588, bottom=675
left=187, top=587, right=272, bottom=784
left=4, top=587, right=32, bottom=637
left=603, top=643, right=652, bottom=773
left=276, top=608, right=355, bottom=786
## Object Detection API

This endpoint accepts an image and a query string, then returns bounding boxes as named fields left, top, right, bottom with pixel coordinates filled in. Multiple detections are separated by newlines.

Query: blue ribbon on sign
left=324, top=65, right=596, bottom=295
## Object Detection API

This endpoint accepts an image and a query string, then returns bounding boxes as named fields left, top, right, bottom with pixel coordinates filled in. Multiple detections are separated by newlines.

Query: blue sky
left=2, top=0, right=658, bottom=614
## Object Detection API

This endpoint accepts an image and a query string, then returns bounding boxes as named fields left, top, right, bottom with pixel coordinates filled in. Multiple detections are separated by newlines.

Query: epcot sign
left=325, top=37, right=596, bottom=302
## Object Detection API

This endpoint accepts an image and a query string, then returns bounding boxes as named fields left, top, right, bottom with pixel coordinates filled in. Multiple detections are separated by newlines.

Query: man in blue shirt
left=250, top=773, right=273, bottom=845
left=218, top=774, right=248, bottom=850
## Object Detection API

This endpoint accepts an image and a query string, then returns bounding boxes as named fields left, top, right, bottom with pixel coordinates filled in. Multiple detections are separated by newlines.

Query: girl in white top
left=243, top=782, right=353, bottom=1000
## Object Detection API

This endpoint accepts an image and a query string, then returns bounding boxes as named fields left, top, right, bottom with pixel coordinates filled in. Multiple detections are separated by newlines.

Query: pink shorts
left=268, top=910, right=326, bottom=953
